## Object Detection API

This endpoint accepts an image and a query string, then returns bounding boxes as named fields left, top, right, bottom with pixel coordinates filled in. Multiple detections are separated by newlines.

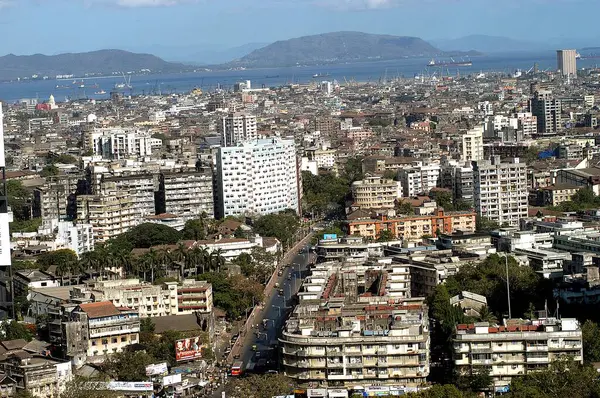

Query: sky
left=0, top=0, right=598, bottom=58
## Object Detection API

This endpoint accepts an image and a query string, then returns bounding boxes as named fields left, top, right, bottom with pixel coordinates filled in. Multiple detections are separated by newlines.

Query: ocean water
left=1, top=51, right=598, bottom=103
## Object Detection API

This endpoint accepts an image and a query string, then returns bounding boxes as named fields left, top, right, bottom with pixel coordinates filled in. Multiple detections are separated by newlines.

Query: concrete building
left=453, top=318, right=582, bottom=391
left=13, top=269, right=59, bottom=299
left=531, top=90, right=562, bottom=136
left=75, top=182, right=135, bottom=243
left=155, top=171, right=215, bottom=220
left=399, top=163, right=441, bottom=197
left=280, top=261, right=428, bottom=390
left=215, top=138, right=301, bottom=218
left=345, top=208, right=476, bottom=241
left=351, top=176, right=400, bottom=209
left=62, top=301, right=140, bottom=366
left=461, top=126, right=484, bottom=162
left=538, top=185, right=581, bottom=207
left=306, top=148, right=337, bottom=171
left=218, top=112, right=257, bottom=146
left=441, top=161, right=474, bottom=204
left=473, top=157, right=528, bottom=227
left=87, top=279, right=213, bottom=317
left=93, top=173, right=158, bottom=221
left=512, top=112, right=538, bottom=138
left=557, top=49, right=577, bottom=78
left=32, top=175, right=80, bottom=222
left=85, top=128, right=158, bottom=159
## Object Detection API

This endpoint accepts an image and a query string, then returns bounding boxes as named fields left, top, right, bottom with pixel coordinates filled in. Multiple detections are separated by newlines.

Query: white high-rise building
left=215, top=138, right=301, bottom=218
left=399, top=163, right=441, bottom=197
left=0, top=103, right=12, bottom=317
left=557, top=49, right=577, bottom=78
left=218, top=112, right=257, bottom=147
left=85, top=128, right=160, bottom=159
left=461, top=126, right=484, bottom=162
left=473, top=156, right=528, bottom=227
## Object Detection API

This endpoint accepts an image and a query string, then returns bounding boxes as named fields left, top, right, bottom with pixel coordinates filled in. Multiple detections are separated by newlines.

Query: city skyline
left=0, top=0, right=598, bottom=57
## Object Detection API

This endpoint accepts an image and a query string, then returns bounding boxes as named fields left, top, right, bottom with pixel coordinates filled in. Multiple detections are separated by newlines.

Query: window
left=112, top=338, right=117, bottom=344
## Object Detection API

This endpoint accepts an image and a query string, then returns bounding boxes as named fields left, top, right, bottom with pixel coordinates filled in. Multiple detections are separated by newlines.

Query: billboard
left=175, top=337, right=204, bottom=362
left=106, top=382, right=153, bottom=392
left=323, top=233, right=337, bottom=241
left=163, top=374, right=182, bottom=386
left=146, top=362, right=168, bottom=376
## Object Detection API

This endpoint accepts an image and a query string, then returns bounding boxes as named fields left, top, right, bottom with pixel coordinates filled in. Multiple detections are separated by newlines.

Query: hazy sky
left=0, top=0, right=596, bottom=55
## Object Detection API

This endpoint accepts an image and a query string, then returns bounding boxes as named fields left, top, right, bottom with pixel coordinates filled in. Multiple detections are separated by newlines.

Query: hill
left=227, top=31, right=475, bottom=68
left=0, top=49, right=188, bottom=80
left=432, top=35, right=544, bottom=53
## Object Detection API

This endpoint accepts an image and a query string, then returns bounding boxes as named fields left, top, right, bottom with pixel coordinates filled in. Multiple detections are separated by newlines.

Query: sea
left=2, top=51, right=599, bottom=103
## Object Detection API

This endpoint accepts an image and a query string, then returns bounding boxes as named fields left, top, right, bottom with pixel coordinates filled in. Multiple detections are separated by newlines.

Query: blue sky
left=0, top=0, right=597, bottom=56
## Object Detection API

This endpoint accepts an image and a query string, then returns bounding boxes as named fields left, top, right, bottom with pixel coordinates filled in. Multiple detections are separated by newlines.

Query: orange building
left=345, top=208, right=476, bottom=241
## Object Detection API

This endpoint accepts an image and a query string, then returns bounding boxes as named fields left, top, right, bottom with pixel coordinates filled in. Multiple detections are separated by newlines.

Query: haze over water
left=2, top=51, right=598, bottom=102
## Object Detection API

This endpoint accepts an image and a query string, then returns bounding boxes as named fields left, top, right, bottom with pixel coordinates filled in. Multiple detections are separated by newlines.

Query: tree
left=395, top=200, right=414, bottom=215
left=301, top=171, right=350, bottom=218
left=382, top=170, right=397, bottom=180
left=49, top=154, right=78, bottom=165
left=430, top=189, right=453, bottom=210
left=476, top=306, right=498, bottom=324
left=475, top=215, right=500, bottom=232
left=40, top=165, right=60, bottom=177
left=36, top=249, right=78, bottom=270
left=225, top=374, right=295, bottom=398
left=253, top=211, right=300, bottom=248
left=376, top=229, right=395, bottom=242
left=140, top=317, right=156, bottom=333
left=7, top=180, right=32, bottom=221
left=582, top=319, right=600, bottom=362
left=181, top=218, right=207, bottom=241
left=340, top=156, right=364, bottom=183
left=111, top=223, right=181, bottom=249
left=60, top=378, right=120, bottom=398
left=9, top=218, right=42, bottom=233
left=1, top=320, right=34, bottom=341
left=406, top=385, right=465, bottom=398
left=14, top=390, right=36, bottom=398
left=102, top=351, right=155, bottom=381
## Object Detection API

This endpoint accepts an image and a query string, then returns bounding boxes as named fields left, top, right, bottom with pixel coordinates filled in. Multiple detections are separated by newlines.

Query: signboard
left=175, top=337, right=204, bottom=362
left=106, top=381, right=153, bottom=392
left=322, top=233, right=337, bottom=241
left=163, top=374, right=182, bottom=386
left=146, top=362, right=168, bottom=376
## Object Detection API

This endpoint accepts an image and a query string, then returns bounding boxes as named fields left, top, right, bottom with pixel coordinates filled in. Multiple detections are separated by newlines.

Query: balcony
left=526, top=356, right=548, bottom=363
left=526, top=345, right=548, bottom=352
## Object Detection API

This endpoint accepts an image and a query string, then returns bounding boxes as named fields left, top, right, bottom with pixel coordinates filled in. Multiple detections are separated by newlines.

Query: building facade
left=155, top=171, right=215, bottom=220
left=215, top=138, right=301, bottom=218
left=351, top=176, right=400, bottom=209
left=531, top=90, right=562, bottom=136
left=453, top=318, right=582, bottom=391
left=461, top=126, right=484, bottom=162
left=557, top=49, right=577, bottom=78
left=218, top=112, right=257, bottom=147
left=473, top=156, right=528, bottom=227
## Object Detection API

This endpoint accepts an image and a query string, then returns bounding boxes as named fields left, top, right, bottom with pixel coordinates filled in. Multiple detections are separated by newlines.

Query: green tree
left=102, top=351, right=155, bottom=382
left=475, top=215, right=500, bottom=232
left=476, top=306, right=498, bottom=324
left=36, top=249, right=78, bottom=277
left=198, top=272, right=263, bottom=320
left=301, top=171, right=350, bottom=218
left=1, top=320, right=33, bottom=341
left=181, top=218, right=207, bottom=241
left=225, top=374, right=295, bottom=398
left=396, top=200, right=414, bottom=215
left=111, top=223, right=181, bottom=249
left=406, top=384, right=465, bottom=398
left=140, top=317, right=156, bottom=334
left=7, top=180, right=32, bottom=221
left=9, top=218, right=42, bottom=233
left=314, top=225, right=345, bottom=242
left=582, top=319, right=600, bottom=362
left=429, top=189, right=453, bottom=210
left=40, top=165, right=60, bottom=177
left=253, top=211, right=300, bottom=248
left=49, top=154, right=78, bottom=165
left=340, top=156, right=364, bottom=182
left=382, top=170, right=398, bottom=180
left=376, top=229, right=395, bottom=242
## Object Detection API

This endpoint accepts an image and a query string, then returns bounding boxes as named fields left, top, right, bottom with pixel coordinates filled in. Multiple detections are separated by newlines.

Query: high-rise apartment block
left=441, top=160, right=474, bottom=204
left=0, top=103, right=12, bottom=316
left=530, top=90, right=562, bottom=136
left=473, top=156, right=528, bottom=227
left=454, top=318, right=582, bottom=391
left=218, top=112, right=257, bottom=146
left=399, top=163, right=441, bottom=197
left=461, top=126, right=484, bottom=162
left=557, top=49, right=577, bottom=78
left=280, top=261, right=429, bottom=389
left=155, top=171, right=215, bottom=220
left=215, top=138, right=301, bottom=218
left=85, top=128, right=161, bottom=159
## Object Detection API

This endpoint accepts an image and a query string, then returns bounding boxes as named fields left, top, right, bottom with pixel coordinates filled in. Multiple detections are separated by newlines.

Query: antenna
left=505, top=254, right=512, bottom=319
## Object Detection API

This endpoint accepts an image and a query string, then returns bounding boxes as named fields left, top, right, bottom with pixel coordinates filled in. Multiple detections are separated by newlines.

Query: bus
left=231, top=361, right=243, bottom=377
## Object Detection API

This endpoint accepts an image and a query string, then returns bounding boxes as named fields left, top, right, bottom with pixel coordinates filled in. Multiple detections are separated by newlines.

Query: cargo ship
left=427, top=58, right=473, bottom=67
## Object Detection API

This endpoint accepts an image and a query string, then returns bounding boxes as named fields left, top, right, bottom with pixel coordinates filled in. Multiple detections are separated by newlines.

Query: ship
left=427, top=58, right=472, bottom=67
left=312, top=73, right=330, bottom=78
left=95, top=90, right=107, bottom=95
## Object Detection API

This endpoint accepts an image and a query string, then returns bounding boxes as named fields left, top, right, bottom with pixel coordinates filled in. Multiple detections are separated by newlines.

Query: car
left=278, top=289, right=284, bottom=295
left=277, top=270, right=283, bottom=276
left=274, top=282, right=280, bottom=288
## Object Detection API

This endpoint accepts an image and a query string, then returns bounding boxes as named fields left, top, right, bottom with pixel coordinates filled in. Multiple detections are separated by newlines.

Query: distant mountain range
left=432, top=34, right=600, bottom=53
left=226, top=31, right=479, bottom=68
left=0, top=49, right=187, bottom=80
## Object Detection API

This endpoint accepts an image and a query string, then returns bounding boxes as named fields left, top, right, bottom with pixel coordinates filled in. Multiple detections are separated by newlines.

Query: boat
left=265, top=75, right=280, bottom=78
left=312, top=73, right=330, bottom=78
left=427, top=58, right=472, bottom=67
left=95, top=90, right=106, bottom=95
left=576, top=52, right=582, bottom=59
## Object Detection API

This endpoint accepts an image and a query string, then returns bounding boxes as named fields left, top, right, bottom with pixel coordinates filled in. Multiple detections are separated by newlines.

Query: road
left=239, top=243, right=313, bottom=372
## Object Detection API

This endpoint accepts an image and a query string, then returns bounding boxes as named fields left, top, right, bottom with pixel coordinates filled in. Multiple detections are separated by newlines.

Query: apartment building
left=306, top=148, right=337, bottom=171
left=32, top=175, right=80, bottom=222
left=215, top=137, right=301, bottom=218
left=557, top=49, right=577, bottom=78
left=351, top=176, right=401, bottom=209
left=86, top=279, right=213, bottom=317
left=461, top=126, right=484, bottom=162
left=280, top=261, right=428, bottom=389
left=473, top=156, right=528, bottom=227
left=531, top=90, right=562, bottom=136
left=538, top=185, right=581, bottom=207
left=95, top=173, right=158, bottom=220
left=512, top=112, right=537, bottom=138
left=399, top=163, right=441, bottom=197
left=85, top=128, right=160, bottom=159
left=453, top=318, right=582, bottom=391
left=345, top=208, right=476, bottom=241
left=218, top=112, right=257, bottom=146
left=440, top=160, right=474, bottom=204
left=75, top=182, right=135, bottom=243
left=155, top=171, right=215, bottom=220
left=62, top=301, right=140, bottom=366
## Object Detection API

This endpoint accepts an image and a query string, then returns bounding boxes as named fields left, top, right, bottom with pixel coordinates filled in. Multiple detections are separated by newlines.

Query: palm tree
left=56, top=262, right=69, bottom=286
left=210, top=249, right=226, bottom=273
left=172, top=242, right=188, bottom=278
left=477, top=306, right=498, bottom=324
